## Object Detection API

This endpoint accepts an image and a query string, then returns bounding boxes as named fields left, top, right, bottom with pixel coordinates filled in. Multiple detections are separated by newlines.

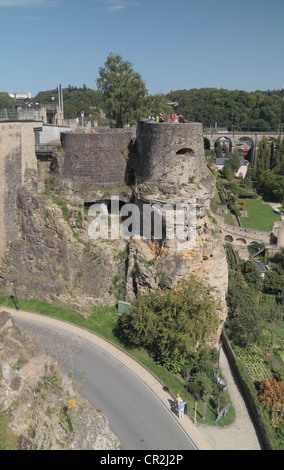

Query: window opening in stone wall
left=176, top=148, right=195, bottom=156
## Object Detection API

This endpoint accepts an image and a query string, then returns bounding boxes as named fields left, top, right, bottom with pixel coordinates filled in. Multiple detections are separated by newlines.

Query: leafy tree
left=223, top=163, right=234, bottom=180
left=257, top=137, right=271, bottom=173
left=215, top=139, right=223, bottom=158
left=257, top=170, right=284, bottom=203
left=96, top=53, right=147, bottom=127
left=118, top=276, right=220, bottom=370
left=0, top=92, right=15, bottom=109
left=226, top=269, right=263, bottom=346
left=263, top=265, right=284, bottom=296
left=166, top=88, right=284, bottom=131
left=145, top=93, right=173, bottom=120
left=229, top=149, right=241, bottom=172
left=238, top=260, right=263, bottom=293
left=33, top=86, right=104, bottom=122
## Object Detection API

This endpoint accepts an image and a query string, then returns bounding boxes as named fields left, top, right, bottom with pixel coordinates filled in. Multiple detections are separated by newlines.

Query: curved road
left=10, top=310, right=198, bottom=451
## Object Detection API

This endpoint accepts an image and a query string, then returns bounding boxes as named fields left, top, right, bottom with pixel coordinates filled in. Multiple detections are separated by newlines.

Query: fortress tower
left=134, top=121, right=209, bottom=186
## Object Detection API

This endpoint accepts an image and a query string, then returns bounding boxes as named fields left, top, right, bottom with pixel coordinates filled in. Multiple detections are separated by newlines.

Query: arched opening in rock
left=176, top=148, right=195, bottom=156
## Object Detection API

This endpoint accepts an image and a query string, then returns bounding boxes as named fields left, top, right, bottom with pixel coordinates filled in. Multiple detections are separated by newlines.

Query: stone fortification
left=0, top=121, right=40, bottom=263
left=125, top=122, right=228, bottom=342
left=0, top=120, right=228, bottom=338
left=59, top=127, right=136, bottom=191
left=134, top=121, right=207, bottom=183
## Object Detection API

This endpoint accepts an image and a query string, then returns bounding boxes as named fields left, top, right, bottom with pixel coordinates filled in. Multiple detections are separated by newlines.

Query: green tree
left=257, top=137, right=271, bottom=173
left=223, top=163, right=234, bottom=180
left=229, top=149, right=241, bottom=172
left=226, top=269, right=264, bottom=346
left=34, top=86, right=104, bottom=122
left=0, top=92, right=15, bottom=109
left=215, top=139, right=223, bottom=159
left=257, top=170, right=284, bottom=202
left=238, top=260, right=263, bottom=293
left=118, top=276, right=220, bottom=370
left=96, top=53, right=147, bottom=127
left=145, top=93, right=173, bottom=120
left=263, top=265, right=284, bottom=296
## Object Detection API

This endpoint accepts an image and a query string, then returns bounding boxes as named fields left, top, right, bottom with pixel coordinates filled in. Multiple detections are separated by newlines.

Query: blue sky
left=1, top=0, right=284, bottom=97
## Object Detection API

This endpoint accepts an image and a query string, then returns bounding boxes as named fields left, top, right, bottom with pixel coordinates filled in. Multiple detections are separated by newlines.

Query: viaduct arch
left=203, top=131, right=282, bottom=166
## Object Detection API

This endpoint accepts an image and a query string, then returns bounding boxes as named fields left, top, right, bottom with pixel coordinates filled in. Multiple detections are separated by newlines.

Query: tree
left=223, top=163, right=234, bottom=180
left=96, top=53, right=147, bottom=127
left=239, top=260, right=263, bottom=292
left=215, top=139, right=223, bottom=159
left=263, top=265, right=284, bottom=296
left=229, top=149, right=241, bottom=172
left=145, top=93, right=173, bottom=120
left=118, top=276, right=220, bottom=370
left=226, top=269, right=263, bottom=346
left=0, top=92, right=15, bottom=109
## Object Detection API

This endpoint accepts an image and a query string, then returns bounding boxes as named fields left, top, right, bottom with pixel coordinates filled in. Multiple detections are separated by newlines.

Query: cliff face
left=0, top=189, right=127, bottom=314
left=125, top=122, right=228, bottom=341
left=0, top=311, right=122, bottom=450
left=0, top=121, right=228, bottom=338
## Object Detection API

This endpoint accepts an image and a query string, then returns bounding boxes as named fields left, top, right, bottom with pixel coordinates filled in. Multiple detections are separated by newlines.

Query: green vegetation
left=166, top=88, right=284, bottom=131
left=256, top=135, right=284, bottom=203
left=240, top=199, right=281, bottom=231
left=224, top=246, right=284, bottom=450
left=34, top=85, right=104, bottom=123
left=0, top=92, right=15, bottom=110
left=117, top=277, right=220, bottom=371
left=0, top=289, right=233, bottom=427
left=96, top=53, right=148, bottom=128
left=0, top=413, right=18, bottom=450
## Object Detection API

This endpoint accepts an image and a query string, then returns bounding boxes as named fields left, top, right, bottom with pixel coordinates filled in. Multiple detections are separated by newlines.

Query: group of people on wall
left=147, top=113, right=185, bottom=123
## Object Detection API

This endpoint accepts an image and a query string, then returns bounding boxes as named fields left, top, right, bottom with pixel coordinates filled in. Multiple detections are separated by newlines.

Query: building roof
left=216, top=157, right=248, bottom=166
left=251, top=260, right=267, bottom=273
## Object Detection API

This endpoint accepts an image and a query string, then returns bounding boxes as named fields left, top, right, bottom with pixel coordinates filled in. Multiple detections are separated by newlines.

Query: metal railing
left=0, top=108, right=41, bottom=121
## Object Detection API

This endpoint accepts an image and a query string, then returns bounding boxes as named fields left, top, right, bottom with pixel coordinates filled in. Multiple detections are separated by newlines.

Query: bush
left=118, top=277, right=220, bottom=369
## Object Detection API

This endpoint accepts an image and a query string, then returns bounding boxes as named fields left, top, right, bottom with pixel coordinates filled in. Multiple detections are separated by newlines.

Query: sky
left=0, top=0, right=284, bottom=98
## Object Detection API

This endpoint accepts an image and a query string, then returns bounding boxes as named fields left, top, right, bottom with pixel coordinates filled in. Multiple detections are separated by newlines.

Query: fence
left=0, top=108, right=41, bottom=121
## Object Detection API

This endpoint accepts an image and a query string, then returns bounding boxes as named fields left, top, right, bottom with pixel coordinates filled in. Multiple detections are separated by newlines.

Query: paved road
left=11, top=312, right=198, bottom=451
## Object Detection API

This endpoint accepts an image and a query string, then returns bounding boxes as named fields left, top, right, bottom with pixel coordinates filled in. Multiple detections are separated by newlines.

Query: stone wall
left=59, top=127, right=136, bottom=191
left=0, top=121, right=40, bottom=264
left=134, top=121, right=208, bottom=184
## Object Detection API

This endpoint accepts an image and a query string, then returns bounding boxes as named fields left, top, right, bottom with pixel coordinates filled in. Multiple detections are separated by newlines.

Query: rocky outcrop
left=0, top=189, right=127, bottom=314
left=123, top=122, right=228, bottom=342
left=0, top=311, right=122, bottom=450
left=0, top=121, right=228, bottom=341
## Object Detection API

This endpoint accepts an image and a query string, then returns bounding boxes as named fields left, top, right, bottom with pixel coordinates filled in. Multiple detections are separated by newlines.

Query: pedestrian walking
left=178, top=400, right=187, bottom=419
left=176, top=393, right=182, bottom=407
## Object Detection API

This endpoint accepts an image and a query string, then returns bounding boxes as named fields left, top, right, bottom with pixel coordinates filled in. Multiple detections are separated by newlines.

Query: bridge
left=203, top=130, right=282, bottom=166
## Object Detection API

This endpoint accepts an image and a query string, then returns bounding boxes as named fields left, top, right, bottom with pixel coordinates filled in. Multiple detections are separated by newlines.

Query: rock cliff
left=0, top=311, right=122, bottom=450
left=0, top=188, right=127, bottom=314
left=0, top=121, right=228, bottom=340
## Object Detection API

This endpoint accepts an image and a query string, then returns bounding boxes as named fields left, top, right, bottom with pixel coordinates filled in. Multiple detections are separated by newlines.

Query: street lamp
left=184, top=370, right=191, bottom=415
left=216, top=339, right=226, bottom=415
left=13, top=281, right=19, bottom=310
left=217, top=340, right=223, bottom=377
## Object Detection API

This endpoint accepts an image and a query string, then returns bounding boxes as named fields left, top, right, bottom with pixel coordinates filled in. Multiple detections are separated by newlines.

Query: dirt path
left=198, top=346, right=265, bottom=450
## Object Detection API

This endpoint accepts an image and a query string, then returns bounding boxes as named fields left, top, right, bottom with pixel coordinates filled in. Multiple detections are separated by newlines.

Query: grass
left=0, top=295, right=234, bottom=427
left=240, top=199, right=281, bottom=231
left=0, top=413, right=18, bottom=450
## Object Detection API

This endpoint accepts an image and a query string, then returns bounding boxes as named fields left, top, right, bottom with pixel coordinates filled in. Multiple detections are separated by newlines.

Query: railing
left=0, top=108, right=41, bottom=121
left=35, top=143, right=60, bottom=155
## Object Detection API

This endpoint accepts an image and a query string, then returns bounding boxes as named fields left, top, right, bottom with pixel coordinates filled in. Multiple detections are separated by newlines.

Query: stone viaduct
left=203, top=130, right=282, bottom=166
